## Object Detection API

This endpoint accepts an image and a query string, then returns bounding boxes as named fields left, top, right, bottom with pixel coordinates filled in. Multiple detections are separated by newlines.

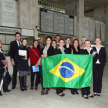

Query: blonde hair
left=95, top=37, right=101, bottom=41
left=82, top=36, right=86, bottom=40
left=72, top=36, right=77, bottom=41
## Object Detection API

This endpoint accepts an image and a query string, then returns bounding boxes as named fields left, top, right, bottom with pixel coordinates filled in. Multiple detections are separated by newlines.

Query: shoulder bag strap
left=31, top=48, right=39, bottom=58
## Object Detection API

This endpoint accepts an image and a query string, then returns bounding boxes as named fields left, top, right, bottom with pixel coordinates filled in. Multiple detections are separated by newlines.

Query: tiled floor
left=0, top=63, right=108, bottom=108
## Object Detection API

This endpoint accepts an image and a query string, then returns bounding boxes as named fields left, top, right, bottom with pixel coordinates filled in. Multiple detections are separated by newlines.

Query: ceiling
left=40, top=0, right=108, bottom=12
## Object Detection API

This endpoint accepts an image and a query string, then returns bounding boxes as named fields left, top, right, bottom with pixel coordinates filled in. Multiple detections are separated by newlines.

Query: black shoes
left=88, top=95, right=94, bottom=98
left=75, top=92, right=79, bottom=95
left=71, top=92, right=79, bottom=95
left=83, top=96, right=89, bottom=99
left=0, top=91, right=2, bottom=96
left=94, top=93, right=100, bottom=96
left=4, top=89, right=11, bottom=93
left=59, top=93, right=65, bottom=97
left=12, top=86, right=16, bottom=89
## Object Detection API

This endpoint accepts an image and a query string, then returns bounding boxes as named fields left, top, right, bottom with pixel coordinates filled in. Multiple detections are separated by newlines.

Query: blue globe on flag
left=59, top=62, right=75, bottom=78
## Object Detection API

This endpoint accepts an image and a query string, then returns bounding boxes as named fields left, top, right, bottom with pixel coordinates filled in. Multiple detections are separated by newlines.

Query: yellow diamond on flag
left=49, top=58, right=85, bottom=82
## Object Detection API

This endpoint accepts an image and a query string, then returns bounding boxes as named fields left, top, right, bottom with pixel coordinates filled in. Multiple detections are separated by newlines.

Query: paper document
left=19, top=50, right=27, bottom=56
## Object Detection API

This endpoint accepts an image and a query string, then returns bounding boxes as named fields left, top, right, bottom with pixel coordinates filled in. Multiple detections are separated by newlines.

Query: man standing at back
left=10, top=32, right=21, bottom=89
left=55, top=35, right=61, bottom=47
left=39, top=37, right=45, bottom=49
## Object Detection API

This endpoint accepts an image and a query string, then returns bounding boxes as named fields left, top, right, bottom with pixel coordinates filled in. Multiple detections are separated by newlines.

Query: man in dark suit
left=38, top=37, right=45, bottom=49
left=10, top=32, right=21, bottom=89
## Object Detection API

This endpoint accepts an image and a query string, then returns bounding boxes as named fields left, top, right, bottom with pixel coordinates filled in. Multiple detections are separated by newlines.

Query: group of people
left=0, top=32, right=106, bottom=100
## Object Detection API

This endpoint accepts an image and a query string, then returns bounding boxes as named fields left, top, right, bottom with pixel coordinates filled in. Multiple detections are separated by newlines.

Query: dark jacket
left=64, top=44, right=72, bottom=54
left=54, top=48, right=67, bottom=55
left=38, top=44, right=45, bottom=49
left=40, top=45, right=54, bottom=57
left=72, top=47, right=80, bottom=54
left=80, top=48, right=98, bottom=62
left=16, top=46, right=29, bottom=71
left=93, top=46, right=106, bottom=66
left=0, top=50, right=5, bottom=79
left=10, top=40, right=20, bottom=62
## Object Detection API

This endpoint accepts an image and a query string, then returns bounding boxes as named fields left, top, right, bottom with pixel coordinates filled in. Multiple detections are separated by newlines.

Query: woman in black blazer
left=40, top=36, right=54, bottom=95
left=80, top=40, right=96, bottom=99
left=54, top=39, right=67, bottom=97
left=71, top=39, right=80, bottom=95
left=93, top=37, right=106, bottom=96
left=0, top=40, right=11, bottom=96
left=16, top=39, right=29, bottom=91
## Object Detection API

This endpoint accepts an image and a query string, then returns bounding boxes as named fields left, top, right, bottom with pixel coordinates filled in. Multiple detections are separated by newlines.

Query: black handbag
left=3, top=71, right=12, bottom=86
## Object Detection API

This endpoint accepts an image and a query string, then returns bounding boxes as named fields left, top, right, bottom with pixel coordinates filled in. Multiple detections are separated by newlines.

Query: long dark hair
left=72, top=39, right=80, bottom=49
left=46, top=36, right=52, bottom=45
left=33, top=40, right=40, bottom=50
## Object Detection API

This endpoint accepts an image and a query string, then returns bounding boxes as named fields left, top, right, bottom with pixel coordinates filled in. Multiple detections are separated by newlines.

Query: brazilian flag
left=42, top=54, right=93, bottom=88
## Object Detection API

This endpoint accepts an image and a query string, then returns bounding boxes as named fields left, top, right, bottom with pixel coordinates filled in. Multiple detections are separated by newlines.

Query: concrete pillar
left=105, top=5, right=108, bottom=43
left=29, top=0, right=39, bottom=39
left=76, top=0, right=84, bottom=44
left=18, top=0, right=39, bottom=39
left=65, top=0, right=84, bottom=44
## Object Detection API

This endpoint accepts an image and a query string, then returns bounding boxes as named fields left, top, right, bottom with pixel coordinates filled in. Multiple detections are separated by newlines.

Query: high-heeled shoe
left=82, top=95, right=89, bottom=99
left=88, top=95, right=94, bottom=98
left=83, top=96, right=89, bottom=99
left=41, top=91, right=45, bottom=95
left=35, top=86, right=38, bottom=90
left=30, top=86, right=33, bottom=90
left=58, top=93, right=65, bottom=97
left=97, top=94, right=100, bottom=96
left=94, top=93, right=97, bottom=96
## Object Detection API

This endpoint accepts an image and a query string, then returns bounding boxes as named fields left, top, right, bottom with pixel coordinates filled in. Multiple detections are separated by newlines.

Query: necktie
left=19, top=42, right=21, bottom=47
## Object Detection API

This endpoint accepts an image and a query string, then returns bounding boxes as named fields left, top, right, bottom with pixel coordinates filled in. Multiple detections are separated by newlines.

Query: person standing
left=0, top=40, right=11, bottom=96
left=54, top=39, right=67, bottom=97
left=80, top=36, right=86, bottom=49
left=64, top=37, right=71, bottom=54
left=16, top=39, right=29, bottom=91
left=80, top=40, right=95, bottom=99
left=72, top=36, right=77, bottom=42
left=29, top=40, right=41, bottom=90
left=52, top=40, right=57, bottom=49
left=40, top=36, right=54, bottom=95
left=10, top=32, right=21, bottom=89
left=71, top=39, right=80, bottom=95
left=93, top=37, right=106, bottom=96
left=39, top=37, right=45, bottom=49
left=55, top=35, right=61, bottom=47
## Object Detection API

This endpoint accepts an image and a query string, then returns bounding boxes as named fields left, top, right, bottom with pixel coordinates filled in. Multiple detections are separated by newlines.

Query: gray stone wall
left=0, top=0, right=2, bottom=25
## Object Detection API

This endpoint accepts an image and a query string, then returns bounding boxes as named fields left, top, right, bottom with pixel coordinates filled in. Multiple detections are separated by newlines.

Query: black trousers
left=71, top=89, right=78, bottom=93
left=31, top=64, right=40, bottom=87
left=82, top=87, right=90, bottom=96
left=56, top=88, right=63, bottom=94
left=12, top=65, right=18, bottom=87
left=40, top=66, right=50, bottom=91
left=93, top=64, right=104, bottom=93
